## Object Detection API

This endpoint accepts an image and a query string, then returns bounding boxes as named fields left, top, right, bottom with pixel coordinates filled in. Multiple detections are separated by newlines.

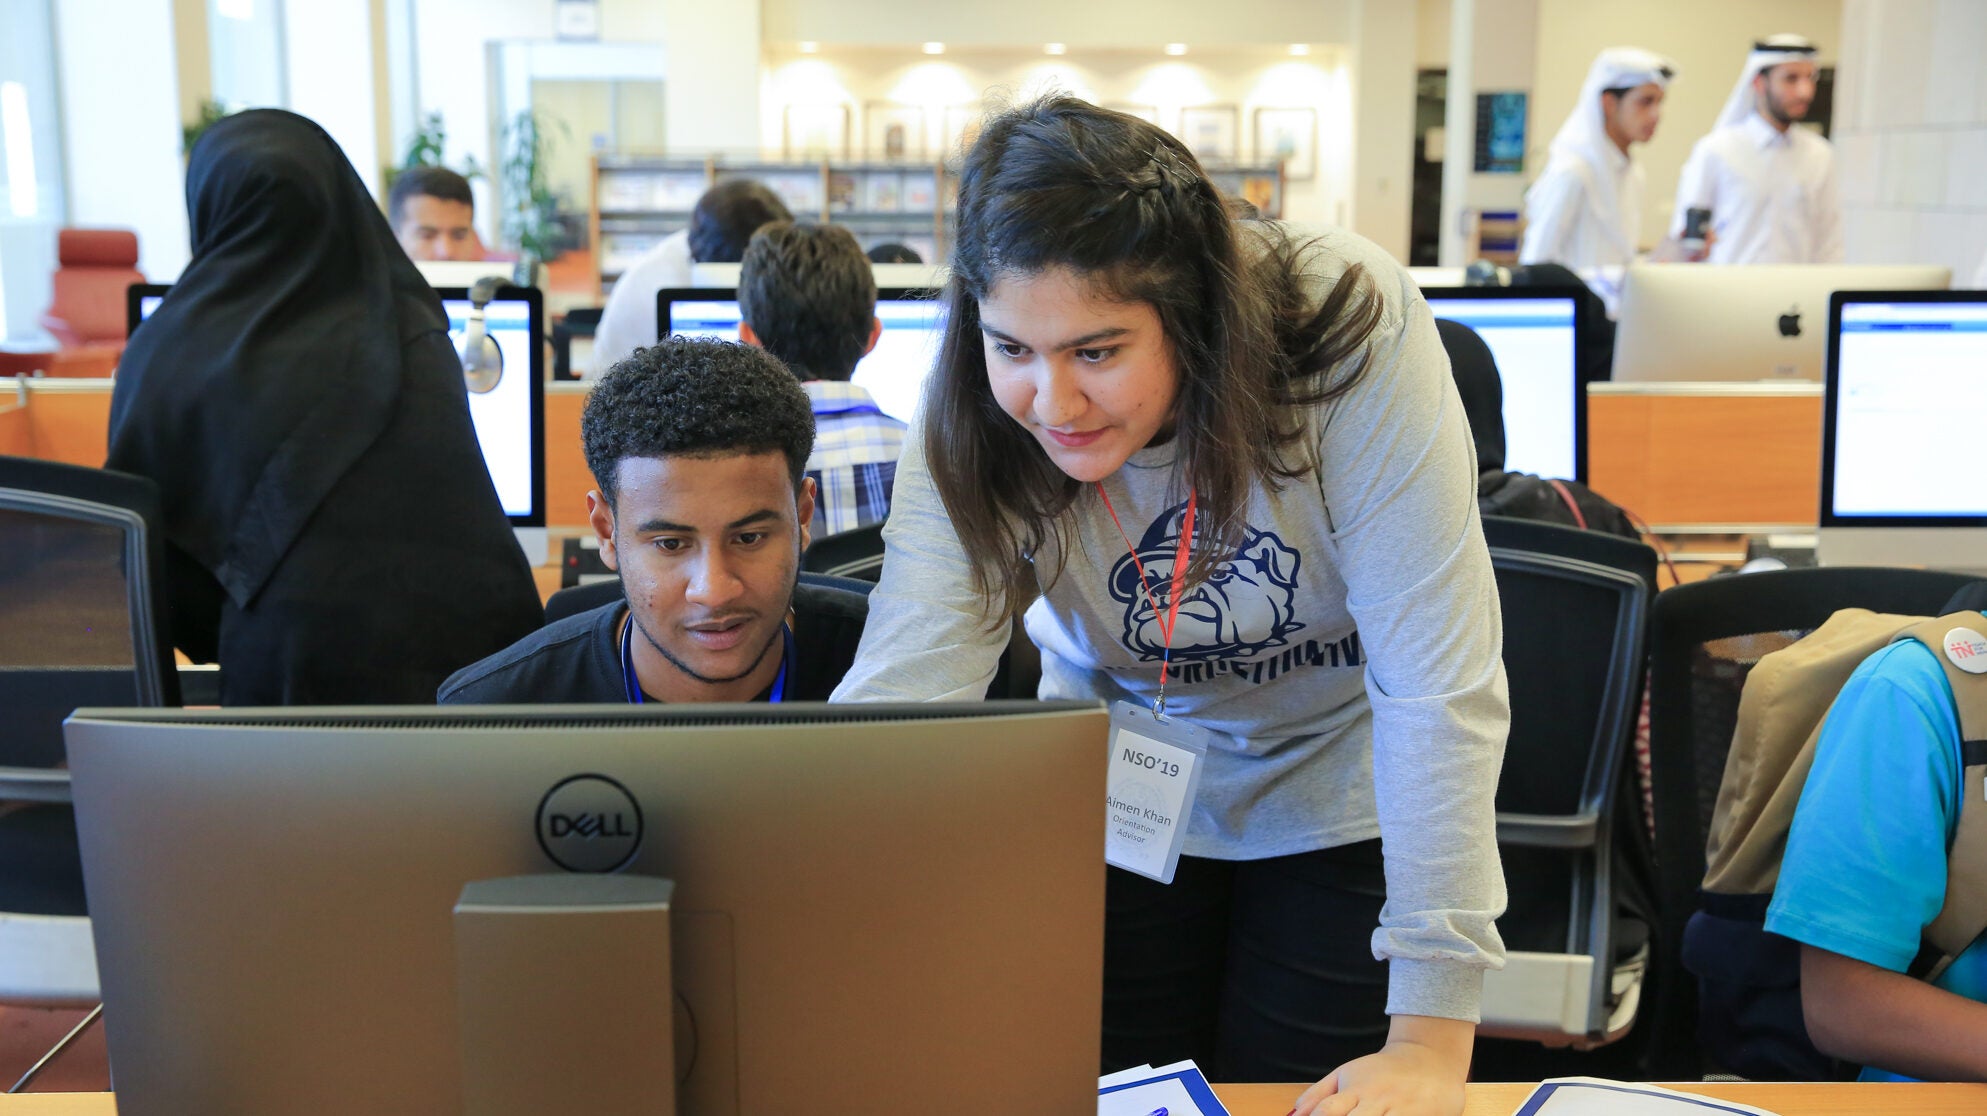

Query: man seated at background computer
left=439, top=338, right=868, bottom=705
left=388, top=166, right=487, bottom=262
left=592, top=180, right=793, bottom=371
left=738, top=222, right=906, bottom=536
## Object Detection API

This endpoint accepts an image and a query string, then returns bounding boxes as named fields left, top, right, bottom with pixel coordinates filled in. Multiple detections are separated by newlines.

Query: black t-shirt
left=437, top=582, right=869, bottom=704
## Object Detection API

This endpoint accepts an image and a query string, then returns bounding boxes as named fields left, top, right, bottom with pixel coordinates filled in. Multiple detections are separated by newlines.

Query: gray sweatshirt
left=831, top=226, right=1509, bottom=1023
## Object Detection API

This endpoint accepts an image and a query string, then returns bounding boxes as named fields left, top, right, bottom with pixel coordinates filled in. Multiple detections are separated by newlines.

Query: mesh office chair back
left=0, top=455, right=178, bottom=1005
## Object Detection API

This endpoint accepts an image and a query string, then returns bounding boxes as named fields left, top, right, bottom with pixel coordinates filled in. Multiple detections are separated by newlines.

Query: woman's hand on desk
left=1290, top=1015, right=1470, bottom=1116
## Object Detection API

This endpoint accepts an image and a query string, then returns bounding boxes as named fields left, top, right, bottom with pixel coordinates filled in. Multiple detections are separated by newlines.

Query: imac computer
left=127, top=283, right=547, bottom=531
left=1817, top=291, right=1987, bottom=574
left=658, top=287, right=946, bottom=424
left=1424, top=287, right=1587, bottom=481
left=1611, top=263, right=1951, bottom=382
left=65, top=701, right=1109, bottom=1114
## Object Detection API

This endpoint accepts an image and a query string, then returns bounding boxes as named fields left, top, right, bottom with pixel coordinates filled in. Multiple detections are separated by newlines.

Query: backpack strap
left=1898, top=615, right=1987, bottom=981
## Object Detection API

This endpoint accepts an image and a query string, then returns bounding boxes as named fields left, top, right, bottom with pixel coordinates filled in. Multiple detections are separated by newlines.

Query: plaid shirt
left=803, top=380, right=907, bottom=537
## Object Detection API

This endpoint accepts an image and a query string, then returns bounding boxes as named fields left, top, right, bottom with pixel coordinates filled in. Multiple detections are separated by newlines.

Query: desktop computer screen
left=1424, top=288, right=1585, bottom=481
left=1819, top=292, right=1987, bottom=571
left=126, top=283, right=545, bottom=526
left=65, top=702, right=1108, bottom=1115
left=659, top=288, right=945, bottom=424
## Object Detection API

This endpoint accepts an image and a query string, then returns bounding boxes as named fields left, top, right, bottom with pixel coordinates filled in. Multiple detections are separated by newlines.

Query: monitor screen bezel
left=1821, top=289, right=1987, bottom=529
left=1422, top=285, right=1590, bottom=483
left=125, top=282, right=173, bottom=336
left=435, top=284, right=547, bottom=528
left=656, top=285, right=942, bottom=346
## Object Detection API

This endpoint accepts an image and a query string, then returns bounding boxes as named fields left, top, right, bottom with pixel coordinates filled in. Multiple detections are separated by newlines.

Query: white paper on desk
left=1096, top=1059, right=1232, bottom=1116
left=1512, top=1077, right=1784, bottom=1116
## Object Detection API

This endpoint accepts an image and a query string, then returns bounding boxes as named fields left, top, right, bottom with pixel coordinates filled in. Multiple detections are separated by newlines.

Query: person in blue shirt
left=1766, top=610, right=1987, bottom=1082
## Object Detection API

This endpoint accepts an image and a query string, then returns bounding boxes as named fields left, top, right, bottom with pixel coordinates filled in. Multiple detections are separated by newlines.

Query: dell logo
left=536, top=774, right=644, bottom=873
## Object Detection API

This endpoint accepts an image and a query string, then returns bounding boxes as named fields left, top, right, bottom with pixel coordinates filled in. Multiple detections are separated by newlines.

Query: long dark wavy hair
left=926, top=96, right=1385, bottom=624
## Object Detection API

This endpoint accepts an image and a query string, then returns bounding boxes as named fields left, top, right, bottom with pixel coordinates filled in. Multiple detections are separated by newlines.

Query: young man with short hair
left=737, top=221, right=907, bottom=537
left=438, top=338, right=867, bottom=705
left=388, top=166, right=486, bottom=262
left=592, top=180, right=793, bottom=372
left=1521, top=48, right=1676, bottom=273
left=1672, top=34, right=1842, bottom=265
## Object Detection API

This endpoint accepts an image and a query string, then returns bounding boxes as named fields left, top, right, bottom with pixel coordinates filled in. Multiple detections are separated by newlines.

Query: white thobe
left=1672, top=112, right=1842, bottom=265
left=1521, top=143, right=1643, bottom=270
left=592, top=228, right=694, bottom=375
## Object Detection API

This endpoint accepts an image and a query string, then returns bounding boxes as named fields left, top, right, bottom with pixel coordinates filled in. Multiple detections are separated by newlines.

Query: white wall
left=1353, top=1, right=1417, bottom=258
left=1439, top=0, right=1537, bottom=264
left=1529, top=0, right=1841, bottom=247
left=1834, top=0, right=1987, bottom=275
left=55, top=0, right=191, bottom=279
left=761, top=0, right=1358, bottom=47
left=284, top=0, right=385, bottom=197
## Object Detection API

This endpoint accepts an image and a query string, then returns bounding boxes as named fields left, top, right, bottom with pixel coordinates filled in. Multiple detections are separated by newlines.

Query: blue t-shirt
left=1765, top=625, right=1987, bottom=1083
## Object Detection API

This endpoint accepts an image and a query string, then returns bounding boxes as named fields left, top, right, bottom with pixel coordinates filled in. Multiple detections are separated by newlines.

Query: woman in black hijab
left=109, top=109, right=542, bottom=704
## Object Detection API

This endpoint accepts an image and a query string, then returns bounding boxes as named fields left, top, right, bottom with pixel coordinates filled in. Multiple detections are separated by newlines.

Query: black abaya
left=108, top=109, right=541, bottom=704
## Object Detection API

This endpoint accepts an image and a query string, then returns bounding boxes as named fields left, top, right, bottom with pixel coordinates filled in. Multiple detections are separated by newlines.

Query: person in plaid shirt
left=738, top=222, right=906, bottom=537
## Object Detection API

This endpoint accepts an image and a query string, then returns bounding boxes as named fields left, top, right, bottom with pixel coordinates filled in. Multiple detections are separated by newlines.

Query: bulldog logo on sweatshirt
left=1108, top=499, right=1305, bottom=663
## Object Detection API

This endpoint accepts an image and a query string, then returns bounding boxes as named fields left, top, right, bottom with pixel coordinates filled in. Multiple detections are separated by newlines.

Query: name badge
left=1105, top=700, right=1209, bottom=884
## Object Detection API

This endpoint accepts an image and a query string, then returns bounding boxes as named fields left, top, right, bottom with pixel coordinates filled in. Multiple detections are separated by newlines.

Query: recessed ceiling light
left=799, top=41, right=819, bottom=54
left=1288, top=44, right=1311, bottom=57
left=922, top=42, right=945, bottom=55
left=1045, top=43, right=1067, bottom=56
left=1164, top=43, right=1188, bottom=56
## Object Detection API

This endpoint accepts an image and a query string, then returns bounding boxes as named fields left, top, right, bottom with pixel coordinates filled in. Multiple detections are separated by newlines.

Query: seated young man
left=389, top=166, right=486, bottom=262
left=737, top=221, right=907, bottom=537
left=439, top=338, right=867, bottom=704
left=1764, top=595, right=1987, bottom=1081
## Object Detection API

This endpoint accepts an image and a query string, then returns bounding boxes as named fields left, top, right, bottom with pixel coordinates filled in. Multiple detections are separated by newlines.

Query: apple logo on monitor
left=1778, top=306, right=1802, bottom=338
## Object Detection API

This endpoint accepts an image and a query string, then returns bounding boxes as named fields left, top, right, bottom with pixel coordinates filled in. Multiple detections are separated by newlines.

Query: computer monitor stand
left=454, top=875, right=678, bottom=1116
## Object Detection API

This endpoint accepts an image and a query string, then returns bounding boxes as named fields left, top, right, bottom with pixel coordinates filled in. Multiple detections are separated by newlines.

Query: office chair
left=1641, top=565, right=1982, bottom=1078
left=38, top=230, right=144, bottom=357
left=0, top=456, right=178, bottom=1084
left=802, top=522, right=885, bottom=582
left=1471, top=520, right=1655, bottom=1074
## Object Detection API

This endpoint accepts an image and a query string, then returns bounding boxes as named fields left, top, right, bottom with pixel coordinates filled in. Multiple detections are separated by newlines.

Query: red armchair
left=39, top=229, right=144, bottom=357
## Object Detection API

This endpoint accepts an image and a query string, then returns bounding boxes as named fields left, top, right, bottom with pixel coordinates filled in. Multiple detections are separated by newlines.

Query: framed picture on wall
left=942, top=104, right=986, bottom=158
left=784, top=103, right=851, bottom=160
left=1253, top=107, right=1317, bottom=180
left=1104, top=103, right=1160, bottom=125
left=1177, top=105, right=1239, bottom=164
left=864, top=102, right=927, bottom=162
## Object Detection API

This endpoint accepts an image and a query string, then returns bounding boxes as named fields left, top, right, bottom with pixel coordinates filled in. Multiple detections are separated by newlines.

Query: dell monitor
left=127, top=282, right=546, bottom=528
left=1818, top=291, right=1987, bottom=574
left=659, top=287, right=945, bottom=424
left=65, top=702, right=1108, bottom=1115
left=1425, top=287, right=1587, bottom=481
left=1611, top=263, right=1951, bottom=383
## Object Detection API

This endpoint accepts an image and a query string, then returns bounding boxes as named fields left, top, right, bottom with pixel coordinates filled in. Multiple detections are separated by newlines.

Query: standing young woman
left=832, top=98, right=1508, bottom=1115
left=108, top=110, right=543, bottom=704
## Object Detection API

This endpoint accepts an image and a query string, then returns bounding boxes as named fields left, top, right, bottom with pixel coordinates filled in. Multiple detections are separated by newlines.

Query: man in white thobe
left=1522, top=48, right=1676, bottom=273
left=1671, top=34, right=1842, bottom=265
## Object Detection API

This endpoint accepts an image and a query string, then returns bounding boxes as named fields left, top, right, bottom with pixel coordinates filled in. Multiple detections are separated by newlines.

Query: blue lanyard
left=619, top=612, right=791, bottom=704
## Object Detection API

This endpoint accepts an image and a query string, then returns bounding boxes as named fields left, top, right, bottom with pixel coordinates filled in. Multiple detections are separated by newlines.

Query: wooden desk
left=2, top=1082, right=1983, bottom=1114
left=1586, top=382, right=1822, bottom=530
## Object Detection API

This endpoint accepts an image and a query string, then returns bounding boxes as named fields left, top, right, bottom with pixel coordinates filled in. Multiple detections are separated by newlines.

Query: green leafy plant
left=182, top=99, right=232, bottom=155
left=499, top=110, right=567, bottom=267
left=383, top=111, right=484, bottom=191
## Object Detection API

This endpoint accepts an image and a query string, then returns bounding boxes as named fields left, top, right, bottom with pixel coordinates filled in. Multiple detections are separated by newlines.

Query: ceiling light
left=799, top=41, right=819, bottom=54
left=1045, top=43, right=1067, bottom=56
left=922, top=42, right=945, bottom=55
left=1164, top=43, right=1188, bottom=56
left=1288, top=44, right=1311, bottom=57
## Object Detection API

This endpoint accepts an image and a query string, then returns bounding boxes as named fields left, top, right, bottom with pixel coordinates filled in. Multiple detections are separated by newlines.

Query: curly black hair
left=583, top=337, right=816, bottom=506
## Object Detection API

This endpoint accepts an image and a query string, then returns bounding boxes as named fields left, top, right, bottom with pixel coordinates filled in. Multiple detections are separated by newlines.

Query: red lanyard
left=1097, top=483, right=1197, bottom=717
